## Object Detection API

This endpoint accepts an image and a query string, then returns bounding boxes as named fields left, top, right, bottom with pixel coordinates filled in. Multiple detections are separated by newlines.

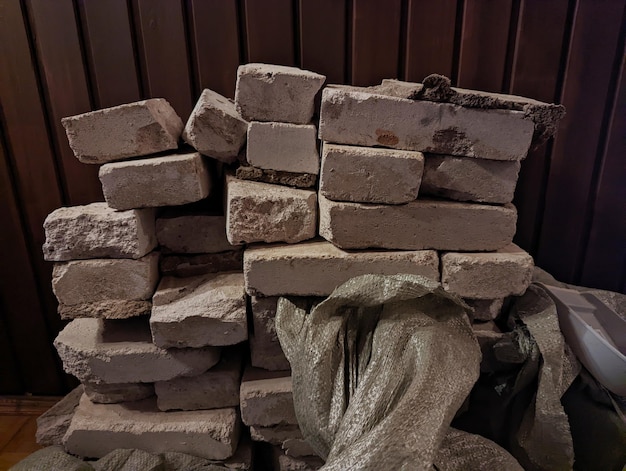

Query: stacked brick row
left=44, top=97, right=251, bottom=467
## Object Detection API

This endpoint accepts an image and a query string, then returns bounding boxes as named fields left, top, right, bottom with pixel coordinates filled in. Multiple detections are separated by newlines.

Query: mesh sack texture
left=275, top=274, right=524, bottom=470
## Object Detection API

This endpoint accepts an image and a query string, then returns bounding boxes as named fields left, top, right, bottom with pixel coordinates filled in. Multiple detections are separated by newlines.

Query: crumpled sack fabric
left=506, top=284, right=579, bottom=470
left=10, top=447, right=230, bottom=471
left=275, top=274, right=523, bottom=470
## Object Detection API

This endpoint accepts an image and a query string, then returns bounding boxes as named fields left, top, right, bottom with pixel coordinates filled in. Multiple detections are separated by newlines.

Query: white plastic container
left=539, top=284, right=626, bottom=396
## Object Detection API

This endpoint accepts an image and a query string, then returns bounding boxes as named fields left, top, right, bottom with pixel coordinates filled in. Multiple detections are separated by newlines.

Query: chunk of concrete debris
left=319, top=86, right=534, bottom=161
left=155, top=349, right=242, bottom=411
left=43, top=203, right=156, bottom=261
left=240, top=368, right=297, bottom=427
left=157, top=214, right=239, bottom=254
left=247, top=122, right=319, bottom=175
left=420, top=154, right=520, bottom=204
left=441, top=244, right=534, bottom=299
left=319, top=194, right=517, bottom=251
left=36, top=385, right=83, bottom=446
left=83, top=382, right=155, bottom=404
left=64, top=395, right=240, bottom=460
left=236, top=165, right=317, bottom=189
left=183, top=89, right=248, bottom=163
left=151, top=272, right=247, bottom=348
left=52, top=253, right=159, bottom=318
left=61, top=99, right=183, bottom=164
left=99, top=153, right=211, bottom=210
left=378, top=77, right=565, bottom=146
left=160, top=251, right=244, bottom=278
left=464, top=298, right=505, bottom=322
left=57, top=300, right=152, bottom=320
left=226, top=176, right=317, bottom=245
left=244, top=240, right=439, bottom=297
left=54, top=317, right=219, bottom=384
left=250, top=296, right=290, bottom=371
left=320, top=143, right=424, bottom=204
left=235, top=63, right=325, bottom=124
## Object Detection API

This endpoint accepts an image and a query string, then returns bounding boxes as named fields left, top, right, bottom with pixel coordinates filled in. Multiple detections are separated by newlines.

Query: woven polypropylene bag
left=275, top=274, right=523, bottom=470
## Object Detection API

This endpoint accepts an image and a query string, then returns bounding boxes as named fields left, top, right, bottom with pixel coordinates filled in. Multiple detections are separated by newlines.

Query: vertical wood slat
left=510, top=0, right=570, bottom=253
left=243, top=0, right=295, bottom=66
left=299, top=0, right=346, bottom=84
left=132, top=0, right=194, bottom=119
left=0, top=304, right=22, bottom=394
left=188, top=0, right=240, bottom=99
left=404, top=0, right=458, bottom=82
left=25, top=0, right=102, bottom=205
left=0, top=0, right=68, bottom=393
left=351, top=0, right=402, bottom=86
left=536, top=0, right=625, bottom=284
left=0, top=130, right=64, bottom=395
left=456, top=0, right=513, bottom=92
left=77, top=0, right=141, bottom=108
left=580, top=54, right=626, bottom=291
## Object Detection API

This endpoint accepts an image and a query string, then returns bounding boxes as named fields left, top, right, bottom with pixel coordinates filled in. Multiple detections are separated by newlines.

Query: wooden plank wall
left=0, top=0, right=624, bottom=395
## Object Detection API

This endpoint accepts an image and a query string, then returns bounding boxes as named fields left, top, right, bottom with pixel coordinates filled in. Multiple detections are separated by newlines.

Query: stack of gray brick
left=39, top=64, right=562, bottom=470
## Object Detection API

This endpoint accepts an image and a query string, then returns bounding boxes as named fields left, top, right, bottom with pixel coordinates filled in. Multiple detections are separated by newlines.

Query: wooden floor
left=0, top=396, right=61, bottom=470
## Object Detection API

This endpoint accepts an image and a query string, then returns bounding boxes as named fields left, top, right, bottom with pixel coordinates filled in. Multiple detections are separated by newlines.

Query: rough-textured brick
left=54, top=317, right=219, bottom=384
left=235, top=64, right=325, bottom=124
left=320, top=143, right=423, bottom=204
left=43, top=203, right=156, bottom=261
left=244, top=240, right=439, bottom=297
left=52, top=253, right=159, bottom=319
left=99, top=153, right=211, bottom=210
left=464, top=298, right=505, bottom=322
left=421, top=154, right=520, bottom=204
left=249, top=424, right=302, bottom=445
left=151, top=272, right=247, bottom=348
left=157, top=214, right=239, bottom=254
left=64, top=395, right=240, bottom=460
left=442, top=244, right=534, bottom=299
left=250, top=297, right=290, bottom=371
left=226, top=176, right=317, bottom=245
left=83, top=382, right=155, bottom=404
left=319, top=86, right=534, bottom=161
left=319, top=194, right=517, bottom=251
left=183, top=89, right=248, bottom=163
left=247, top=122, right=319, bottom=175
left=240, top=368, right=296, bottom=427
left=155, top=349, right=242, bottom=411
left=36, top=386, right=83, bottom=446
left=61, top=99, right=183, bottom=164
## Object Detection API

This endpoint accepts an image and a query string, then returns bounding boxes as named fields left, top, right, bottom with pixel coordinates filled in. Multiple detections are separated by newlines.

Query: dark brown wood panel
left=299, top=0, right=346, bottom=84
left=510, top=0, right=570, bottom=253
left=351, top=0, right=402, bottom=86
left=0, top=0, right=65, bottom=355
left=404, top=0, right=458, bottom=82
left=0, top=133, right=64, bottom=395
left=580, top=55, right=626, bottom=291
left=457, top=0, right=513, bottom=92
left=78, top=0, right=141, bottom=108
left=188, top=0, right=241, bottom=99
left=132, top=0, right=194, bottom=118
left=0, top=305, right=22, bottom=394
left=243, top=0, right=295, bottom=66
left=25, top=0, right=102, bottom=205
left=537, top=0, right=625, bottom=283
